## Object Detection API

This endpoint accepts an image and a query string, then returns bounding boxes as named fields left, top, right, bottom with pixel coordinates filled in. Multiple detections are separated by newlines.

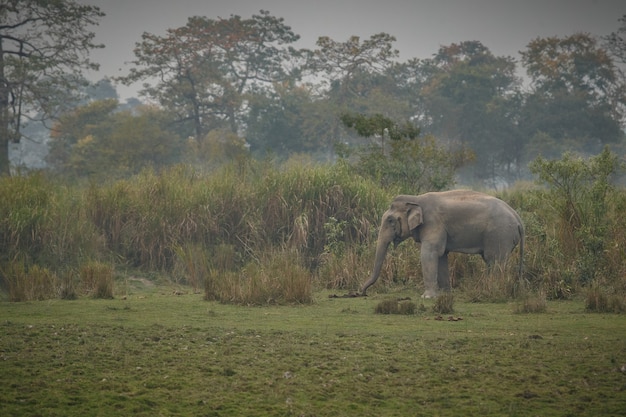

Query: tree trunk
left=0, top=134, right=9, bottom=176
left=0, top=40, right=11, bottom=176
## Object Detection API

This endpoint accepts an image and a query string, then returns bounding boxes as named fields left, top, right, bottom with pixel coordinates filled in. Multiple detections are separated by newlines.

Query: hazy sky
left=82, top=0, right=625, bottom=99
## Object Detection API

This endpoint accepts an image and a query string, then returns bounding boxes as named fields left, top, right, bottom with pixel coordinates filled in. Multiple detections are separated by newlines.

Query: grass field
left=1, top=282, right=625, bottom=417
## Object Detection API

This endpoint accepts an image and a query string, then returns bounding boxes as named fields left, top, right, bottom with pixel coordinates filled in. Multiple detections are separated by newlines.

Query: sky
left=82, top=0, right=625, bottom=100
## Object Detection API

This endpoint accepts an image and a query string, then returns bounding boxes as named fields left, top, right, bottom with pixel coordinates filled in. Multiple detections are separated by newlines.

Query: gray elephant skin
left=361, top=190, right=524, bottom=298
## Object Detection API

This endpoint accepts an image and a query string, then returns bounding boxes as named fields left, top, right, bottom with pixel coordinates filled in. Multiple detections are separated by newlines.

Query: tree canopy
left=117, top=10, right=302, bottom=140
left=0, top=0, right=104, bottom=175
left=5, top=5, right=625, bottom=187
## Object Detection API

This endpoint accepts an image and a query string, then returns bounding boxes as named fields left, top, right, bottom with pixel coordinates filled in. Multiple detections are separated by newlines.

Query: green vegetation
left=2, top=150, right=626, bottom=304
left=3, top=5, right=625, bottom=414
left=6, top=5, right=626, bottom=185
left=1, top=289, right=624, bottom=416
left=2, top=147, right=626, bottom=416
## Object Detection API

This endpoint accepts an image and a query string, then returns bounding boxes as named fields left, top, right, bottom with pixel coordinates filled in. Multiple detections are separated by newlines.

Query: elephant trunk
left=360, top=239, right=391, bottom=295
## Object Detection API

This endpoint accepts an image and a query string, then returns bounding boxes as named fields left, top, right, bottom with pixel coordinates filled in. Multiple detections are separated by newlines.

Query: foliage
left=432, top=293, right=455, bottom=314
left=585, top=283, right=626, bottom=313
left=374, top=298, right=418, bottom=315
left=205, top=250, right=312, bottom=305
left=307, top=33, right=408, bottom=156
left=513, top=291, right=548, bottom=314
left=521, top=33, right=626, bottom=157
left=529, top=147, right=623, bottom=285
left=604, top=14, right=626, bottom=64
left=79, top=261, right=115, bottom=299
left=182, top=129, right=249, bottom=171
left=2, top=150, right=626, bottom=303
left=339, top=111, right=471, bottom=194
left=414, top=41, right=522, bottom=184
left=49, top=101, right=182, bottom=179
left=118, top=10, right=302, bottom=139
left=0, top=262, right=57, bottom=302
left=0, top=0, right=104, bottom=175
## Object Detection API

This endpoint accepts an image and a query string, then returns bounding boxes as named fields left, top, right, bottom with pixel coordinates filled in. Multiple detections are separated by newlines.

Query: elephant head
left=360, top=196, right=422, bottom=295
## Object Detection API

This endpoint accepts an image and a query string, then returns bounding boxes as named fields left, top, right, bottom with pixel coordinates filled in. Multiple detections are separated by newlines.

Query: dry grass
left=205, top=250, right=312, bottom=305
left=79, top=261, right=115, bottom=299
left=1, top=262, right=57, bottom=301
left=2, top=161, right=626, bottom=305
left=585, top=284, right=626, bottom=313
left=514, top=291, right=548, bottom=313
left=432, top=292, right=455, bottom=314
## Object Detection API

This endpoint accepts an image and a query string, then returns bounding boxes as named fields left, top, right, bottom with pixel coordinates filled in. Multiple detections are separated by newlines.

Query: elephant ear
left=407, top=204, right=423, bottom=230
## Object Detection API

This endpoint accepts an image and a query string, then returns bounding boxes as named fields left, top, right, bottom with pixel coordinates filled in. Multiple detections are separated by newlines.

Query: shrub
left=206, top=250, right=312, bottom=305
left=529, top=147, right=623, bottom=287
left=375, top=299, right=399, bottom=314
left=586, top=284, right=626, bottom=313
left=1, top=262, right=58, bottom=301
left=432, top=293, right=454, bottom=314
left=80, top=261, right=114, bottom=299
left=317, top=247, right=370, bottom=290
left=461, top=263, right=522, bottom=302
left=173, top=243, right=211, bottom=291
left=514, top=291, right=548, bottom=313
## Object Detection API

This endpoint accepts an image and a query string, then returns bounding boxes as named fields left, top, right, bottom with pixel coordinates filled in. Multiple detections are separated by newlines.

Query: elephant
left=360, top=190, right=524, bottom=298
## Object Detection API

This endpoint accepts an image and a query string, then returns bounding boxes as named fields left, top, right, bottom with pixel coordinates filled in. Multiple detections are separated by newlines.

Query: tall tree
left=119, top=10, right=301, bottom=140
left=49, top=100, right=181, bottom=179
left=603, top=14, right=626, bottom=65
left=310, top=33, right=399, bottom=100
left=416, top=41, right=522, bottom=184
left=0, top=0, right=104, bottom=175
left=520, top=33, right=626, bottom=158
left=307, top=33, right=403, bottom=154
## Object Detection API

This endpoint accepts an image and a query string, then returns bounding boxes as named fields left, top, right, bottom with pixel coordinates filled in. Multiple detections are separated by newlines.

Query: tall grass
left=205, top=250, right=312, bottom=305
left=2, top=153, right=626, bottom=303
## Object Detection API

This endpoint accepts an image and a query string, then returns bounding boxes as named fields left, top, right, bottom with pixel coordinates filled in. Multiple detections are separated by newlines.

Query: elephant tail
left=517, top=223, right=525, bottom=279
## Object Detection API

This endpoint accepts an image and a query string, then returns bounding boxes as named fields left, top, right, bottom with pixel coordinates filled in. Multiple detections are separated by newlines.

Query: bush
left=80, top=261, right=114, bottom=299
left=432, top=293, right=455, bottom=314
left=1, top=262, right=58, bottom=301
left=586, top=284, right=626, bottom=313
left=461, top=263, right=523, bottom=302
left=514, top=291, right=548, bottom=313
left=529, top=147, right=623, bottom=287
left=206, top=250, right=312, bottom=305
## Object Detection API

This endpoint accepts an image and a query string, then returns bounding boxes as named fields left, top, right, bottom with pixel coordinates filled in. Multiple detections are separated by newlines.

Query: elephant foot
left=421, top=290, right=438, bottom=299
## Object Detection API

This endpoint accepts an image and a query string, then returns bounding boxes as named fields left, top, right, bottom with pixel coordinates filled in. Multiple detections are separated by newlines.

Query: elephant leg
left=437, top=253, right=451, bottom=292
left=420, top=246, right=439, bottom=298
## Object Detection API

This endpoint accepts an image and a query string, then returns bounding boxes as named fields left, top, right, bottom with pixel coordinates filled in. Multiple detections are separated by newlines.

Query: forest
left=1, top=2, right=626, bottom=306
left=0, top=5, right=624, bottom=186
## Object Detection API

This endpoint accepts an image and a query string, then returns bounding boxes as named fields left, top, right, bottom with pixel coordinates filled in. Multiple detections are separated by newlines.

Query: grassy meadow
left=1, top=156, right=626, bottom=415
left=1, top=285, right=625, bottom=417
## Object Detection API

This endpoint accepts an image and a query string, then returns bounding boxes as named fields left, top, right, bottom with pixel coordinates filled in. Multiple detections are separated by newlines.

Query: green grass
left=1, top=285, right=625, bottom=417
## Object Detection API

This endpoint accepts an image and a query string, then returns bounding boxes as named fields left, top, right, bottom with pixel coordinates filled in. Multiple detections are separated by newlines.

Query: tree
left=413, top=41, right=522, bottom=185
left=245, top=81, right=321, bottom=156
left=119, top=10, right=301, bottom=140
left=310, top=33, right=399, bottom=98
left=0, top=0, right=104, bottom=175
left=49, top=100, right=181, bottom=179
left=603, top=14, right=626, bottom=65
left=340, top=112, right=472, bottom=192
left=529, top=147, right=623, bottom=284
left=306, top=33, right=404, bottom=154
left=520, top=33, right=626, bottom=157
